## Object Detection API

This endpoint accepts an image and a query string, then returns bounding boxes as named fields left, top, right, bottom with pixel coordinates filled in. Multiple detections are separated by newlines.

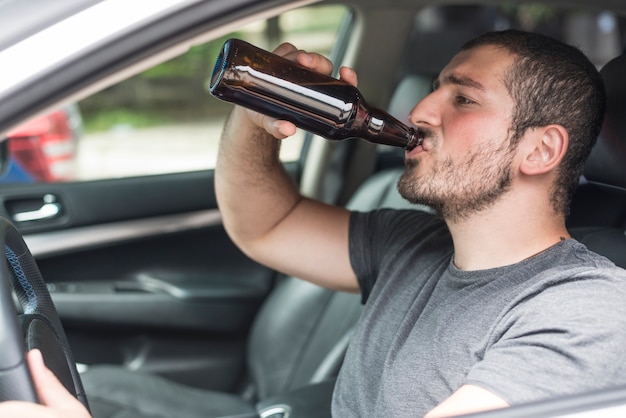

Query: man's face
left=398, top=45, right=519, bottom=222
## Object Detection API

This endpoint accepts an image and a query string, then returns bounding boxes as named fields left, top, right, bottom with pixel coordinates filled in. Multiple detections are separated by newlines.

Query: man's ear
left=520, top=125, right=568, bottom=176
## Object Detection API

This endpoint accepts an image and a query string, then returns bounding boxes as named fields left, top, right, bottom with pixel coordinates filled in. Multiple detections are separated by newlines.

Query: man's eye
left=455, top=96, right=475, bottom=105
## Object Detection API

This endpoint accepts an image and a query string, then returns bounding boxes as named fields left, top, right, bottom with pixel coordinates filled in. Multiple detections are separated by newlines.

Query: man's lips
left=406, top=127, right=429, bottom=155
left=406, top=141, right=426, bottom=156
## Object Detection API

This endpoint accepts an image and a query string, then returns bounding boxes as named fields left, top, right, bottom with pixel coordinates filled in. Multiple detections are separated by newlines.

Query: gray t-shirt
left=332, top=209, right=626, bottom=417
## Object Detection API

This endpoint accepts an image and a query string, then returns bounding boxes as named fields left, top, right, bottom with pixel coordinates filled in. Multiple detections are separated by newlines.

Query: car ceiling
left=0, top=0, right=104, bottom=51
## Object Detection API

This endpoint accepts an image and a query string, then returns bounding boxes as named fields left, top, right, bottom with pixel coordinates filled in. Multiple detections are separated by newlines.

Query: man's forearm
left=215, top=107, right=302, bottom=252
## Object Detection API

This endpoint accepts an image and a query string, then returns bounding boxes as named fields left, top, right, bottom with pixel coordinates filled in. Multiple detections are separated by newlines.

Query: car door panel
left=1, top=171, right=217, bottom=233
left=39, top=224, right=273, bottom=332
left=0, top=166, right=297, bottom=391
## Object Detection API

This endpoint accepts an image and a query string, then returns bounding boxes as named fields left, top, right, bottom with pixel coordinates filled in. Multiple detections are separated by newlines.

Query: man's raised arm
left=214, top=43, right=359, bottom=293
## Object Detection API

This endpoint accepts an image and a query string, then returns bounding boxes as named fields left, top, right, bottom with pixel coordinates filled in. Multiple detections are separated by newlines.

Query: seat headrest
left=387, top=74, right=434, bottom=125
left=584, top=54, right=626, bottom=190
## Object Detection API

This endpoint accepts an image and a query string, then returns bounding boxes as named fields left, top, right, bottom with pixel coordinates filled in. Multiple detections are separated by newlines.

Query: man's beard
left=397, top=137, right=514, bottom=223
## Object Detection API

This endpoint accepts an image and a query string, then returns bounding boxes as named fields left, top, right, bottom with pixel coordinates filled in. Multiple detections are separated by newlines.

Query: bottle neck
left=360, top=106, right=419, bottom=150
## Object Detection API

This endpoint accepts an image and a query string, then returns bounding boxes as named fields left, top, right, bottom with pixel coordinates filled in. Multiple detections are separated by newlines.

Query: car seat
left=569, top=53, right=626, bottom=268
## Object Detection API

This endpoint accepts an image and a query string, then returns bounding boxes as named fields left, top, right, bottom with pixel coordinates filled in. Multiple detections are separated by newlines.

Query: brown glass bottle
left=209, top=38, right=422, bottom=150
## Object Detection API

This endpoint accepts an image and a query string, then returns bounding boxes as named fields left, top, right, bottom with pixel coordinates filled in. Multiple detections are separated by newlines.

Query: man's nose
left=408, top=90, right=441, bottom=127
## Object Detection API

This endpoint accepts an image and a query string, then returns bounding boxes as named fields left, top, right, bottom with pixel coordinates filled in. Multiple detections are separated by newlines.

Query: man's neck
left=446, top=199, right=569, bottom=271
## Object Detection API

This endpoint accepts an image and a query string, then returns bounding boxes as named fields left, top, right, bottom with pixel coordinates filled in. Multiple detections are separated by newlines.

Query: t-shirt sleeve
left=465, top=269, right=626, bottom=405
left=349, top=209, right=440, bottom=303
left=349, top=210, right=393, bottom=302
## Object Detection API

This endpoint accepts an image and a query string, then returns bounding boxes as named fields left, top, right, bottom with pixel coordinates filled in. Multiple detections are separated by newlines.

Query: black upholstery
left=82, top=368, right=260, bottom=418
left=245, top=278, right=361, bottom=400
left=583, top=54, right=626, bottom=191
left=570, top=53, right=626, bottom=268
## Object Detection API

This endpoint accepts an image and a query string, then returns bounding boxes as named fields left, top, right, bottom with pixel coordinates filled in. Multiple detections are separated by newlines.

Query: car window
left=0, top=4, right=350, bottom=183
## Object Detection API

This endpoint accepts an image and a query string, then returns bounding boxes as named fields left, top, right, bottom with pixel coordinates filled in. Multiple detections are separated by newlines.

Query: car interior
left=73, top=60, right=430, bottom=418
left=1, top=1, right=626, bottom=417
left=72, top=48, right=626, bottom=418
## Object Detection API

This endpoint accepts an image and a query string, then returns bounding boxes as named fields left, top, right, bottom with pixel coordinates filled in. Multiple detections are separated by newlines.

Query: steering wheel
left=0, top=217, right=89, bottom=410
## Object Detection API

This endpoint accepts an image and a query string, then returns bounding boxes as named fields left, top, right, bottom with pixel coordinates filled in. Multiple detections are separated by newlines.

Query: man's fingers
left=272, top=42, right=298, bottom=56
left=272, top=120, right=298, bottom=138
left=339, top=66, right=358, bottom=87
left=27, top=350, right=90, bottom=417
left=0, top=401, right=58, bottom=417
left=27, top=350, right=73, bottom=408
left=240, top=43, right=356, bottom=138
left=245, top=109, right=296, bottom=139
left=295, top=51, right=334, bottom=75
left=273, top=42, right=335, bottom=76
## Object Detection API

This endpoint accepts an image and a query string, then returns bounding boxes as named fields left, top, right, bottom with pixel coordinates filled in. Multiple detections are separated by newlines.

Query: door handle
left=12, top=194, right=61, bottom=222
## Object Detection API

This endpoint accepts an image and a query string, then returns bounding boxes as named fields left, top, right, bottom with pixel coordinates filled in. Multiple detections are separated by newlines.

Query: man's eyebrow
left=432, top=74, right=486, bottom=91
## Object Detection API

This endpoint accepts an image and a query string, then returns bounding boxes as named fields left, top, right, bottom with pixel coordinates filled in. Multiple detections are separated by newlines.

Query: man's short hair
left=462, top=29, right=606, bottom=215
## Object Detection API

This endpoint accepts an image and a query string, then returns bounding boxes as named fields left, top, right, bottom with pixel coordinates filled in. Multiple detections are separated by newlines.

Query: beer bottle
left=208, top=38, right=422, bottom=150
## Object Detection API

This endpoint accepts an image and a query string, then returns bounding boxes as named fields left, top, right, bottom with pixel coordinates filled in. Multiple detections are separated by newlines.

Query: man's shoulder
left=560, top=238, right=626, bottom=278
left=518, top=241, right=626, bottom=319
left=509, top=239, right=626, bottom=317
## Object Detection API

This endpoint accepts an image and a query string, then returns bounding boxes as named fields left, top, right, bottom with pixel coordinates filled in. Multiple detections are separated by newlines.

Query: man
left=2, top=29, right=626, bottom=417
left=215, top=28, right=626, bottom=417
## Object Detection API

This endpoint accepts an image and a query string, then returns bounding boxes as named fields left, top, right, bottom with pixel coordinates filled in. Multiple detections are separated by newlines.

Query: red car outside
left=5, top=105, right=81, bottom=182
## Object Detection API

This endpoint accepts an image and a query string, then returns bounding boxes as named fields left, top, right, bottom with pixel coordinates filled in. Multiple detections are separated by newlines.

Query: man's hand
left=0, top=350, right=91, bottom=418
left=241, top=41, right=359, bottom=140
